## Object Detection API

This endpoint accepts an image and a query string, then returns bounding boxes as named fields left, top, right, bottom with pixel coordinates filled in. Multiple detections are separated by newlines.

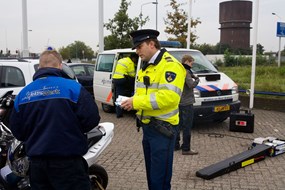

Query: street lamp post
left=272, top=12, right=284, bottom=67
left=140, top=1, right=158, bottom=29
left=272, top=12, right=282, bottom=20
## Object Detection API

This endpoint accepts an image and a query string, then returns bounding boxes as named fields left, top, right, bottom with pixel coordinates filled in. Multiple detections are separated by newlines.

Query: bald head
left=39, top=50, right=63, bottom=69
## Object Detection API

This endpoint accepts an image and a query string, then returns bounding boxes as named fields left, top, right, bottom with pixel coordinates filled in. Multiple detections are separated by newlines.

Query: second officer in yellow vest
left=112, top=54, right=138, bottom=118
left=121, top=29, right=186, bottom=190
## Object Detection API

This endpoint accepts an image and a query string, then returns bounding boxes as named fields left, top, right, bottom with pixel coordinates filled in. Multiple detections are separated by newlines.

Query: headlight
left=232, top=86, right=239, bottom=94
left=194, top=88, right=200, bottom=98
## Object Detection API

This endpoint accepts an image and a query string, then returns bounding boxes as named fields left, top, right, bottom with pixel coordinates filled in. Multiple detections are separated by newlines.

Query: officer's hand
left=121, top=97, right=133, bottom=111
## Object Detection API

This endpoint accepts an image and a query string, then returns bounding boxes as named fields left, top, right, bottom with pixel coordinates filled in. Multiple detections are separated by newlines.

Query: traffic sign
left=276, top=22, right=285, bottom=37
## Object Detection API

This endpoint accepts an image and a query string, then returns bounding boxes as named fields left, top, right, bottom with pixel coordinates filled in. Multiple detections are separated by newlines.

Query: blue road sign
left=277, top=22, right=285, bottom=37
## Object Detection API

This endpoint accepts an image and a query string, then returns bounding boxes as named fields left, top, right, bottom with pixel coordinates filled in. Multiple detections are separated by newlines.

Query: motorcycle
left=0, top=91, right=114, bottom=190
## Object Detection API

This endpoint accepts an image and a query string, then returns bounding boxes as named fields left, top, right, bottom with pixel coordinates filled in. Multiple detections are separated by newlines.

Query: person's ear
left=149, top=41, right=155, bottom=48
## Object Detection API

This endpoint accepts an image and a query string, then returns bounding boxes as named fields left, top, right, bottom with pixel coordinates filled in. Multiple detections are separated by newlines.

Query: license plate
left=214, top=105, right=230, bottom=112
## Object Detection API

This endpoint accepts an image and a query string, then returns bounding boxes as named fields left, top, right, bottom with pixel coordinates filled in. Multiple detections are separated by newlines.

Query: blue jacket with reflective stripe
left=10, top=68, right=101, bottom=157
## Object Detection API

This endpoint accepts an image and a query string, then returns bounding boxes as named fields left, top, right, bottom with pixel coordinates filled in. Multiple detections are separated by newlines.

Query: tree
left=58, top=41, right=94, bottom=60
left=214, top=43, right=231, bottom=54
left=104, top=0, right=148, bottom=50
left=192, top=43, right=216, bottom=55
left=164, top=0, right=201, bottom=48
left=256, top=43, right=265, bottom=55
left=249, top=43, right=264, bottom=55
left=191, top=42, right=232, bottom=55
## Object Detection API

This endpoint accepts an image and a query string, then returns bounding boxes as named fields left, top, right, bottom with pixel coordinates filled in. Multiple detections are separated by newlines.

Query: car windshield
left=168, top=50, right=218, bottom=74
left=70, top=65, right=94, bottom=77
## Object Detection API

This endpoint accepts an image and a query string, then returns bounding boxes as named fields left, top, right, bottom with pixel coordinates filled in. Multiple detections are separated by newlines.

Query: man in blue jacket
left=10, top=48, right=101, bottom=190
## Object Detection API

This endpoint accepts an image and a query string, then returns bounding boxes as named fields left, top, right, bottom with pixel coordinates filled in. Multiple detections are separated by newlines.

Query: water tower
left=219, top=0, right=252, bottom=51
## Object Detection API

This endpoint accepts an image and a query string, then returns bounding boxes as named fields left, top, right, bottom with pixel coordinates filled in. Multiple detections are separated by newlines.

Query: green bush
left=219, top=66, right=285, bottom=94
left=224, top=49, right=237, bottom=67
left=221, top=51, right=273, bottom=67
left=214, top=58, right=224, bottom=67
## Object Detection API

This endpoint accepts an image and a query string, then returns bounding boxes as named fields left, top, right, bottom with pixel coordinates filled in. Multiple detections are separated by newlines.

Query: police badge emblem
left=165, top=71, right=176, bottom=82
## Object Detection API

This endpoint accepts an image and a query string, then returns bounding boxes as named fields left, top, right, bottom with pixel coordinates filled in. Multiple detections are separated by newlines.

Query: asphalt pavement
left=95, top=103, right=285, bottom=190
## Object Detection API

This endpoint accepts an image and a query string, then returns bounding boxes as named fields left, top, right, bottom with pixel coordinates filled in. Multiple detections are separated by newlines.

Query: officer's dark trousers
left=29, top=156, right=90, bottom=190
left=114, top=85, right=125, bottom=117
left=142, top=122, right=176, bottom=190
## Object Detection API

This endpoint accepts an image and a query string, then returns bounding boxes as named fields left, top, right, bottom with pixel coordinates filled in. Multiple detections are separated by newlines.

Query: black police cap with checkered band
left=130, top=29, right=160, bottom=50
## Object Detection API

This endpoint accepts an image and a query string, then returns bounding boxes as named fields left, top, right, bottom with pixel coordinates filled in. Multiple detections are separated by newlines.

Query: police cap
left=130, top=29, right=160, bottom=50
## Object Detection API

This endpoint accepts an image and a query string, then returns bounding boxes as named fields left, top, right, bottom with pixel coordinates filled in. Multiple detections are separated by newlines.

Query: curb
left=239, top=95, right=285, bottom=112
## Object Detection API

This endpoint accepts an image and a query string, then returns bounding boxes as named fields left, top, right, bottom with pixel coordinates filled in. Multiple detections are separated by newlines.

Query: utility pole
left=98, top=0, right=104, bottom=53
left=22, top=0, right=29, bottom=57
left=186, top=0, right=192, bottom=49
left=155, top=0, right=158, bottom=30
left=249, top=0, right=259, bottom=109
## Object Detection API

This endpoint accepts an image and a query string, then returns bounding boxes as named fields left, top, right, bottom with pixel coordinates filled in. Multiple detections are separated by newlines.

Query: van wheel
left=101, top=103, right=115, bottom=113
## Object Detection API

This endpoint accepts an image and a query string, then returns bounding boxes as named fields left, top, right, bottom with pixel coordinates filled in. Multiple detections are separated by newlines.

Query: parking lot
left=95, top=103, right=285, bottom=190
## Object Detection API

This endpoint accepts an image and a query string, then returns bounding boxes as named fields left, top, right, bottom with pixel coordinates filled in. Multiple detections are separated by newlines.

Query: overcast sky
left=0, top=0, right=284, bottom=54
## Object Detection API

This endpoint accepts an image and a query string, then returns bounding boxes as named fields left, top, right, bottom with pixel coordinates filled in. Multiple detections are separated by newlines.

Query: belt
left=147, top=118, right=175, bottom=138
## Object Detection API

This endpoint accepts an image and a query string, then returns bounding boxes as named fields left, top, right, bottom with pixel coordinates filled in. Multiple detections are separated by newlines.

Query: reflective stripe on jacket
left=112, top=57, right=136, bottom=79
left=133, top=49, right=186, bottom=125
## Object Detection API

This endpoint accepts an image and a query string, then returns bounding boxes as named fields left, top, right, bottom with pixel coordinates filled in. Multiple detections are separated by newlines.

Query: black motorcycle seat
left=87, top=127, right=104, bottom=149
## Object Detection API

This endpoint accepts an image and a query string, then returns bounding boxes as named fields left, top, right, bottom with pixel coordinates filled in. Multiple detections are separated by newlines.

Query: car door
left=93, top=54, right=116, bottom=105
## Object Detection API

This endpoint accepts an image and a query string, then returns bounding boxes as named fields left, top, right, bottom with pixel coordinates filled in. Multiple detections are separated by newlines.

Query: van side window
left=0, top=66, right=25, bottom=87
left=96, top=54, right=115, bottom=72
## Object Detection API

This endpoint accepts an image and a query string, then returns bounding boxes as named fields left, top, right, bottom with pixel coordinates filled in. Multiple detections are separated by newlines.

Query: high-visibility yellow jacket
left=133, top=49, right=186, bottom=125
left=112, top=57, right=136, bottom=79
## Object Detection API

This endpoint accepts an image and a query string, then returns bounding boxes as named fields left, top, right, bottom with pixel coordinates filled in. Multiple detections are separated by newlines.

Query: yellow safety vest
left=133, top=50, right=186, bottom=125
left=112, top=57, right=136, bottom=79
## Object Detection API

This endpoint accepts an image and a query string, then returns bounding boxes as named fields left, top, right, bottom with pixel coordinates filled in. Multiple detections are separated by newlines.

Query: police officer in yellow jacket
left=121, top=29, right=186, bottom=190
left=112, top=54, right=138, bottom=118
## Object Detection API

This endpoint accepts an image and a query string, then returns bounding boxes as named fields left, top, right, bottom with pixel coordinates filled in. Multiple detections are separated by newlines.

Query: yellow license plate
left=214, top=105, right=230, bottom=112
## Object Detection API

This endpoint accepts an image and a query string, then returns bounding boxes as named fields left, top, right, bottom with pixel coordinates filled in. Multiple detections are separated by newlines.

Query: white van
left=93, top=48, right=241, bottom=122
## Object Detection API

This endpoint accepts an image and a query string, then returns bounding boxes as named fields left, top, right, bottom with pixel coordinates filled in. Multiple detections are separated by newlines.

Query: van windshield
left=168, top=50, right=218, bottom=74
